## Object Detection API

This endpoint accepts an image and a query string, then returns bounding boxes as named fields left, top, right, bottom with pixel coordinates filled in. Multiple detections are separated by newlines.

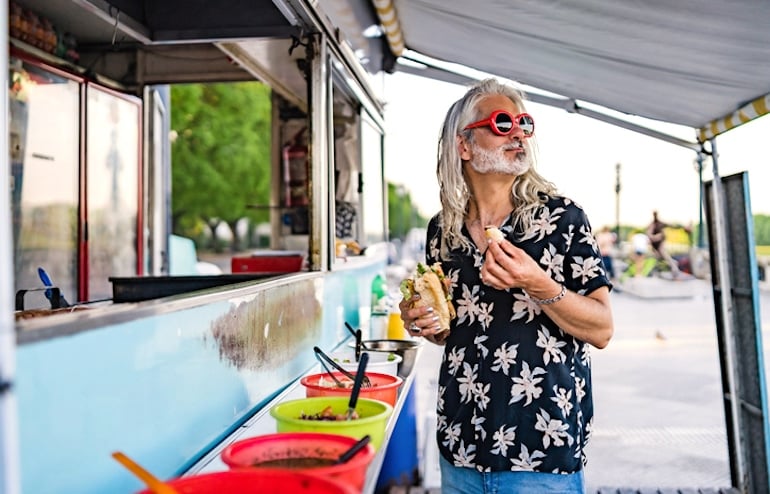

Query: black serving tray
left=109, top=274, right=275, bottom=303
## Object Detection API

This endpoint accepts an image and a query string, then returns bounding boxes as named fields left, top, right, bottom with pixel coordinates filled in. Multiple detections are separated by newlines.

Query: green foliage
left=170, top=82, right=272, bottom=247
left=387, top=183, right=429, bottom=240
left=754, top=214, right=770, bottom=246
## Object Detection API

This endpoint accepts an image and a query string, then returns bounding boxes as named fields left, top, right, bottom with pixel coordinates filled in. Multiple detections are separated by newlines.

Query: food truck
left=3, top=1, right=770, bottom=493
left=1, top=1, right=409, bottom=492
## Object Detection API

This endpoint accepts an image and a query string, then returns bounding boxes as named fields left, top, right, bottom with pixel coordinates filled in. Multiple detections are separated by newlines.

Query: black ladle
left=334, top=435, right=371, bottom=464
left=344, top=322, right=368, bottom=359
left=346, top=352, right=369, bottom=420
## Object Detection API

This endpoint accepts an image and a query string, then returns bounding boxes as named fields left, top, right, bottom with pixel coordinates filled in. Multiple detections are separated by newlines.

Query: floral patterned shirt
left=426, top=195, right=611, bottom=474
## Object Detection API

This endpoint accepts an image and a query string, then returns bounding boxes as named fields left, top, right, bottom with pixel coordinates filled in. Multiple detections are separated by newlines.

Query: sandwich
left=399, top=262, right=456, bottom=332
left=485, top=225, right=505, bottom=242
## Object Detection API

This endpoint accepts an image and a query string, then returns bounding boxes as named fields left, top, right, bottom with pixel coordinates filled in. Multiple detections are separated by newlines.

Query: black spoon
left=334, top=435, right=371, bottom=464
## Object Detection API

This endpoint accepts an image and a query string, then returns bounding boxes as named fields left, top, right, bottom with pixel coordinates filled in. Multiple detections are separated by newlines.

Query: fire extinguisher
left=282, top=127, right=308, bottom=208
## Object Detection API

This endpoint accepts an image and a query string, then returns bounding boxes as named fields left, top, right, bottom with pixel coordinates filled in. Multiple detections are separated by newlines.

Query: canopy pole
left=0, top=1, right=21, bottom=492
left=708, top=137, right=747, bottom=488
left=397, top=51, right=700, bottom=152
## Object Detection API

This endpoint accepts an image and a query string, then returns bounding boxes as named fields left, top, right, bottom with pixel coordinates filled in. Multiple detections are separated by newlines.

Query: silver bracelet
left=529, top=284, right=567, bottom=305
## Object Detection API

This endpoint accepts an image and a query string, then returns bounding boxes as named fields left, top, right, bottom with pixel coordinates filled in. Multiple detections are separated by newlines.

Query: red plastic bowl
left=137, top=469, right=355, bottom=493
left=221, top=432, right=375, bottom=492
left=300, top=371, right=403, bottom=406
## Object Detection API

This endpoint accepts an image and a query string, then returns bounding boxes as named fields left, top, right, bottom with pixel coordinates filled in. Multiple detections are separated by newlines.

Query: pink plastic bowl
left=137, top=469, right=356, bottom=494
left=221, top=432, right=375, bottom=493
left=300, top=371, right=403, bottom=406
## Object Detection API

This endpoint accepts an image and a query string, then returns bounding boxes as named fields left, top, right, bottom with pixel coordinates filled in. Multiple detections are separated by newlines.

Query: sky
left=381, top=72, right=770, bottom=233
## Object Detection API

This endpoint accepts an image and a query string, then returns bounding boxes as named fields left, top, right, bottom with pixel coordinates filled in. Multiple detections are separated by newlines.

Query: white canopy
left=371, top=0, right=770, bottom=139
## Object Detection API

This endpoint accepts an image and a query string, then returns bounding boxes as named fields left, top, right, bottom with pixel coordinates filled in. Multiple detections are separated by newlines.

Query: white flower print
left=473, top=250, right=484, bottom=268
left=437, top=413, right=448, bottom=433
left=562, top=223, right=575, bottom=251
left=428, top=235, right=440, bottom=260
left=475, top=380, right=491, bottom=411
left=457, top=362, right=479, bottom=404
left=447, top=346, right=466, bottom=376
left=578, top=223, right=598, bottom=249
left=456, top=284, right=480, bottom=324
left=452, top=440, right=477, bottom=467
left=535, top=409, right=574, bottom=449
left=510, top=444, right=546, bottom=471
left=446, top=267, right=460, bottom=293
left=510, top=361, right=546, bottom=406
left=511, top=292, right=540, bottom=323
left=525, top=206, right=566, bottom=242
left=443, top=422, right=462, bottom=450
left=539, top=243, right=565, bottom=282
left=437, top=385, right=446, bottom=412
left=571, top=255, right=603, bottom=284
left=536, top=325, right=567, bottom=365
left=474, top=333, right=490, bottom=359
left=575, top=376, right=586, bottom=402
left=472, top=412, right=487, bottom=441
left=491, top=424, right=517, bottom=456
left=478, top=301, right=494, bottom=329
left=578, top=341, right=590, bottom=366
left=551, top=385, right=574, bottom=417
left=491, top=342, right=519, bottom=375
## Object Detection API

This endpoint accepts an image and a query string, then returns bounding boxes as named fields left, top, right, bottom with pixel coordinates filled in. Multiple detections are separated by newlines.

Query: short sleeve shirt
left=426, top=195, right=611, bottom=474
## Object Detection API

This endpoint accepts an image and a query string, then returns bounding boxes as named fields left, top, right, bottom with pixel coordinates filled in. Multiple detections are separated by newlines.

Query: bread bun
left=485, top=226, right=505, bottom=242
left=399, top=262, right=456, bottom=333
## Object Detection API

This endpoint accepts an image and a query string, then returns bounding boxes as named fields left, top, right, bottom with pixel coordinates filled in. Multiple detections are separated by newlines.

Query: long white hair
left=435, top=78, right=557, bottom=259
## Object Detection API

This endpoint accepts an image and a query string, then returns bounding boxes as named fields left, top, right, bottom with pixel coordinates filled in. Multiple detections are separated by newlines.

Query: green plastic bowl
left=269, top=396, right=393, bottom=450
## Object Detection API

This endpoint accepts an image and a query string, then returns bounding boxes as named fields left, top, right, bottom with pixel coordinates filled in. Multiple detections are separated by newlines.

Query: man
left=399, top=78, right=614, bottom=493
left=646, top=210, right=681, bottom=275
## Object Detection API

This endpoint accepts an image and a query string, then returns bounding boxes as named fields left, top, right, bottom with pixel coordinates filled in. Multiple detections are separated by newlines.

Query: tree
left=387, top=183, right=428, bottom=240
left=170, top=82, right=272, bottom=251
left=755, top=214, right=770, bottom=246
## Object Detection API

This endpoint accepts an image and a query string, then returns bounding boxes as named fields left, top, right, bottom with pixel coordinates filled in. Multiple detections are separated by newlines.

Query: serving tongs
left=344, top=322, right=368, bottom=361
left=313, top=346, right=372, bottom=388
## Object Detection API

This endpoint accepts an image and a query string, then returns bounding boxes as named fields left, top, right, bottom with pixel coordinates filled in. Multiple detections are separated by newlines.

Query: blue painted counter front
left=14, top=256, right=385, bottom=493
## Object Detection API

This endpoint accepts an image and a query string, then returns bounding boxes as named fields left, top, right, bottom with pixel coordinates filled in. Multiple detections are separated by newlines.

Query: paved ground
left=411, top=277, right=770, bottom=492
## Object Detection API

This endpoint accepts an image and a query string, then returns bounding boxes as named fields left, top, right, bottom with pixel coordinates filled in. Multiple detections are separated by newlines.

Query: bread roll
left=400, top=262, right=456, bottom=333
left=485, top=226, right=505, bottom=242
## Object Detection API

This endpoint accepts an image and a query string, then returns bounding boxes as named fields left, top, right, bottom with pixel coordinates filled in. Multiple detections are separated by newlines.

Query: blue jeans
left=439, top=456, right=585, bottom=494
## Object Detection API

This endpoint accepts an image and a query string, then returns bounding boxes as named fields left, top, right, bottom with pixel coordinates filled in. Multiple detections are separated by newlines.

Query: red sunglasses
left=464, top=110, right=535, bottom=137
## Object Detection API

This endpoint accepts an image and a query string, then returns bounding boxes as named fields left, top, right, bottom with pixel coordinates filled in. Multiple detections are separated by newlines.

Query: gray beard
left=470, top=143, right=531, bottom=176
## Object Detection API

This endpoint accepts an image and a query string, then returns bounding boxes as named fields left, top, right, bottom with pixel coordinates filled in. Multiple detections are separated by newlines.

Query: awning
left=371, top=0, right=770, bottom=141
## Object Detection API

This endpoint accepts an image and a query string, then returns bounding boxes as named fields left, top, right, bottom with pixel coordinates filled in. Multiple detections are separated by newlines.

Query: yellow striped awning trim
left=699, top=93, right=770, bottom=142
left=373, top=0, right=405, bottom=57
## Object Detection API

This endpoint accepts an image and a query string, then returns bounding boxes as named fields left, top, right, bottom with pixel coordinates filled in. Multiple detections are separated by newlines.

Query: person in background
left=399, top=78, right=614, bottom=494
left=646, top=210, right=681, bottom=276
left=596, top=226, right=617, bottom=279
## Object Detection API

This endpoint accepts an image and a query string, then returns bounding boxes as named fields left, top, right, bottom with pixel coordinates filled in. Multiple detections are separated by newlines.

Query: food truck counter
left=186, top=345, right=423, bottom=494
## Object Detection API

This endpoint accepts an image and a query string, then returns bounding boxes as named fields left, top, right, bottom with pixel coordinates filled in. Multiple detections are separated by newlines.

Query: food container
left=352, top=339, right=424, bottom=378
left=300, top=371, right=403, bottom=406
left=136, top=469, right=355, bottom=494
left=221, top=432, right=375, bottom=493
left=329, top=349, right=402, bottom=377
left=270, top=396, right=393, bottom=450
left=231, top=251, right=304, bottom=274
